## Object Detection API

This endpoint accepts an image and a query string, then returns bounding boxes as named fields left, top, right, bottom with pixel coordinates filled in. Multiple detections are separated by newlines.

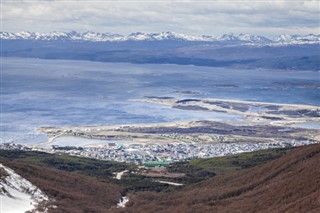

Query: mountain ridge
left=0, top=163, right=51, bottom=213
left=117, top=143, right=320, bottom=213
left=1, top=144, right=319, bottom=212
left=1, top=31, right=319, bottom=45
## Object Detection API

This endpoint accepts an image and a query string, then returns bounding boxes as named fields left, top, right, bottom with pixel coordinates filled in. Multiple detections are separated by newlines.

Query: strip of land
left=38, top=98, right=320, bottom=146
left=26, top=99, right=319, bottom=164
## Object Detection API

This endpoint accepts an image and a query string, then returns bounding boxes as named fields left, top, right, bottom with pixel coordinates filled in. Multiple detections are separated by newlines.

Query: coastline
left=36, top=98, right=320, bottom=149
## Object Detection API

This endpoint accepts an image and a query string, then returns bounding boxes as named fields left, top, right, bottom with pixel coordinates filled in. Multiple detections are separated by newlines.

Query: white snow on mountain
left=0, top=31, right=319, bottom=45
left=274, top=34, right=320, bottom=44
left=81, top=31, right=125, bottom=42
left=0, top=163, right=51, bottom=213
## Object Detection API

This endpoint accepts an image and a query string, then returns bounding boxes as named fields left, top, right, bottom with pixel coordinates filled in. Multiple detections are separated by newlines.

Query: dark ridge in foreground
left=118, top=144, right=320, bottom=213
left=0, top=160, right=122, bottom=213
left=0, top=144, right=319, bottom=212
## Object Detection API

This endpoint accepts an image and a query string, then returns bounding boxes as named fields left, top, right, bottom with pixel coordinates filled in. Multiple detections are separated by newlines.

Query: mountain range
left=1, top=31, right=319, bottom=45
left=2, top=31, right=319, bottom=71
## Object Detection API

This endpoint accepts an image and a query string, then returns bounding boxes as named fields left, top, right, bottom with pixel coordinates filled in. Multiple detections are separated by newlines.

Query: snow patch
left=0, top=163, right=50, bottom=213
left=114, top=170, right=128, bottom=180
left=117, top=196, right=129, bottom=208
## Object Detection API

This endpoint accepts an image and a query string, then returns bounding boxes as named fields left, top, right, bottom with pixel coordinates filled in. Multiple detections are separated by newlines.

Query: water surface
left=2, top=57, right=319, bottom=144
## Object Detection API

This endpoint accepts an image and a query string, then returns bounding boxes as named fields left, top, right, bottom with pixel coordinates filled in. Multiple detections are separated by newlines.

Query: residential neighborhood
left=1, top=139, right=316, bottom=165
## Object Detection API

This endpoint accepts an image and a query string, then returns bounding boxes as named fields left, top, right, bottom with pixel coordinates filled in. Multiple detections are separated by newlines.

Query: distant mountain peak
left=274, top=33, right=320, bottom=44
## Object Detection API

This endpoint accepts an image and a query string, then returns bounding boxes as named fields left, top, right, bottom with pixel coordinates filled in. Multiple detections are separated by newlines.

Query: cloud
left=2, top=0, right=319, bottom=36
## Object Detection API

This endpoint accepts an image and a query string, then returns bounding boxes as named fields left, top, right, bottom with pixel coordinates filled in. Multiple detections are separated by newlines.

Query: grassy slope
left=0, top=150, right=132, bottom=177
left=168, top=147, right=292, bottom=183
left=0, top=151, right=129, bottom=212
left=189, top=147, right=292, bottom=173
left=3, top=160, right=122, bottom=213
left=0, top=147, right=300, bottom=212
left=116, top=144, right=320, bottom=213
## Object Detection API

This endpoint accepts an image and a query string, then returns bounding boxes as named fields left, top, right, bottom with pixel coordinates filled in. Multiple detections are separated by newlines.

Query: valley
left=1, top=143, right=319, bottom=212
left=1, top=1, right=320, bottom=212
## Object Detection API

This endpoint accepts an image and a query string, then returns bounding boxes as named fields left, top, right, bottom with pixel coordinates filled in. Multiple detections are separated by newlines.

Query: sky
left=1, top=0, right=320, bottom=37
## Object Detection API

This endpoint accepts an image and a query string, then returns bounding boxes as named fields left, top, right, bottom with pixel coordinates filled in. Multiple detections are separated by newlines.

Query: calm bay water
left=1, top=57, right=319, bottom=144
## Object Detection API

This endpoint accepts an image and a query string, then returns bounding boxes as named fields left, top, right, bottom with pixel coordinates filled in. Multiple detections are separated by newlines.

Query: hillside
left=0, top=151, right=129, bottom=212
left=0, top=144, right=319, bottom=212
left=118, top=143, right=320, bottom=213
left=0, top=163, right=50, bottom=213
left=1, top=160, right=122, bottom=213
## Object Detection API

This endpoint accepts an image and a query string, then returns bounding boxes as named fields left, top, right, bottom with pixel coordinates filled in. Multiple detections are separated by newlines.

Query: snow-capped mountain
left=127, top=31, right=216, bottom=42
left=274, top=34, right=320, bottom=44
left=0, top=163, right=51, bottom=213
left=0, top=31, right=219, bottom=42
left=0, top=31, right=319, bottom=45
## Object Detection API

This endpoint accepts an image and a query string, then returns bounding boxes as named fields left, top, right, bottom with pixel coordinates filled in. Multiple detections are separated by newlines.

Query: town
left=0, top=139, right=316, bottom=165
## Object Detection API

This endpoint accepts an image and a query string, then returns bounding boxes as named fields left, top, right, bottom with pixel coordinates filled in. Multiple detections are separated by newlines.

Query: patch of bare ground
left=140, top=167, right=185, bottom=178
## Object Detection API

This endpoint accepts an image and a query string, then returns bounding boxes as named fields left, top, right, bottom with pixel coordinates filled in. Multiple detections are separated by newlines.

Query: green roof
left=144, top=161, right=170, bottom=165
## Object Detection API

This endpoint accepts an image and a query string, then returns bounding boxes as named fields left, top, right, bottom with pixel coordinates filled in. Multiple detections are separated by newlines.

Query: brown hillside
left=119, top=144, right=320, bottom=213
left=1, top=161, right=122, bottom=213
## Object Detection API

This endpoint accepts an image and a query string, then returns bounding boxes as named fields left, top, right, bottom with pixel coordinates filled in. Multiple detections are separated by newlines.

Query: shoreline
left=132, top=97, right=320, bottom=109
left=37, top=98, right=320, bottom=133
left=38, top=98, right=320, bottom=132
left=35, top=98, right=320, bottom=149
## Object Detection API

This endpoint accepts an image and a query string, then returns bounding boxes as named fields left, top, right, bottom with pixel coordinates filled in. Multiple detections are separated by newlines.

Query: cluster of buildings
left=68, top=140, right=317, bottom=164
left=0, top=140, right=317, bottom=165
left=0, top=143, right=31, bottom=151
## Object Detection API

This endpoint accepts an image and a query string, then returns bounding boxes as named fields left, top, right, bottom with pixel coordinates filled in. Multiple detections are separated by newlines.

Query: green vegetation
left=0, top=147, right=294, bottom=193
left=144, top=161, right=170, bottom=167
left=0, top=150, right=170, bottom=193
left=120, top=173, right=170, bottom=193
left=168, top=147, right=293, bottom=183
left=0, top=150, right=132, bottom=181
